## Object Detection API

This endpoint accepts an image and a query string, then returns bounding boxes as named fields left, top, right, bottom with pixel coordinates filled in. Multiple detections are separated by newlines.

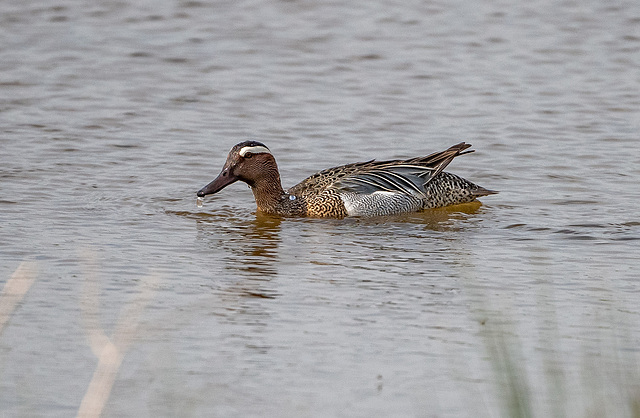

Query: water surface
left=1, top=0, right=640, bottom=416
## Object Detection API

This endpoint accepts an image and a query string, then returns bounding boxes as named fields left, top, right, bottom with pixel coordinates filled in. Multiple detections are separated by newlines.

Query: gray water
left=2, top=0, right=640, bottom=417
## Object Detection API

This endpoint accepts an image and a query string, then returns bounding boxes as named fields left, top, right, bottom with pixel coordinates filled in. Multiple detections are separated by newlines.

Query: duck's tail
left=472, top=185, right=499, bottom=197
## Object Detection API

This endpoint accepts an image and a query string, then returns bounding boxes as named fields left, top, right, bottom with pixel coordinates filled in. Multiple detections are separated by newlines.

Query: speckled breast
left=303, top=190, right=348, bottom=218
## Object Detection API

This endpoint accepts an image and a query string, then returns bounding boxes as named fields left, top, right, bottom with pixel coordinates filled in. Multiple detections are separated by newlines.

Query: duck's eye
left=244, top=152, right=253, bottom=158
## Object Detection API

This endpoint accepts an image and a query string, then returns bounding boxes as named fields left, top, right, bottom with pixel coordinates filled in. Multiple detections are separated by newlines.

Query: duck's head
left=197, top=141, right=277, bottom=197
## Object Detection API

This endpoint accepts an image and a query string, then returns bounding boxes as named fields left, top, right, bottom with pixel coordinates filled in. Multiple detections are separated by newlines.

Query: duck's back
left=287, top=160, right=372, bottom=197
left=285, top=143, right=495, bottom=217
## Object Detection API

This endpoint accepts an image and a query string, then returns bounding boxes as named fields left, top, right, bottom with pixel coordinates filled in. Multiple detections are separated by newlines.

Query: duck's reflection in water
left=192, top=208, right=283, bottom=299
left=224, top=212, right=282, bottom=278
left=186, top=201, right=487, bottom=297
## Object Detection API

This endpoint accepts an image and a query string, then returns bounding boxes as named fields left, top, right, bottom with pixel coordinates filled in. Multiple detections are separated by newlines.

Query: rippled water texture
left=2, top=0, right=640, bottom=416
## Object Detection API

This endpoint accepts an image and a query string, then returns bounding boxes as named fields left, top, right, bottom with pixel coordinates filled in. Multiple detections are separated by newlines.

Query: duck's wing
left=334, top=142, right=473, bottom=198
left=287, top=160, right=374, bottom=196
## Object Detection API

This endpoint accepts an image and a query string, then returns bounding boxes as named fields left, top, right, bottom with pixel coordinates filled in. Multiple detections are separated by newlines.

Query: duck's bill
left=196, top=170, right=238, bottom=197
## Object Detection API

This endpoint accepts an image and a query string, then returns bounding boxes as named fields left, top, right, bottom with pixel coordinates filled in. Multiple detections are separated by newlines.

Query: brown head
left=197, top=141, right=284, bottom=200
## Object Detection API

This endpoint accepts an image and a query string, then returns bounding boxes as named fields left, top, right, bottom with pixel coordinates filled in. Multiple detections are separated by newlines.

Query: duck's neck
left=248, top=166, right=286, bottom=214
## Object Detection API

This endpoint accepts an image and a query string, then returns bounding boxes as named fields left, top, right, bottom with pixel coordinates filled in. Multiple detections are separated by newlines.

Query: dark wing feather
left=288, top=142, right=473, bottom=198
left=288, top=160, right=374, bottom=196
left=337, top=169, right=428, bottom=198
left=336, top=142, right=473, bottom=196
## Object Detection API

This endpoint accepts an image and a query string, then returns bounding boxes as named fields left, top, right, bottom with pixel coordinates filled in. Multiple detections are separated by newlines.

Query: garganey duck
left=197, top=141, right=496, bottom=218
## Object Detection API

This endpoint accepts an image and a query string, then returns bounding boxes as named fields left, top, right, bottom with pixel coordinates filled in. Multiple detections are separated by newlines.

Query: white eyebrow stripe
left=239, top=145, right=271, bottom=157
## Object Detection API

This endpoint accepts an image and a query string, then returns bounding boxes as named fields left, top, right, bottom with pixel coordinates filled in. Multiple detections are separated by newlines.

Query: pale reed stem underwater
left=77, top=252, right=159, bottom=418
left=0, top=261, right=37, bottom=336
